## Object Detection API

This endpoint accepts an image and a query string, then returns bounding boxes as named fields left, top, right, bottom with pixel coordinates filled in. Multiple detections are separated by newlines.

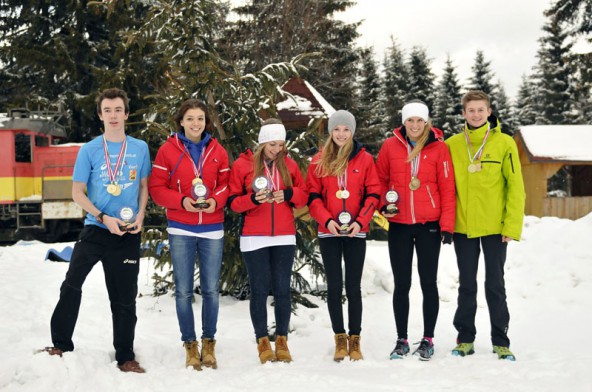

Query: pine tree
left=514, top=75, right=538, bottom=127
left=467, top=50, right=496, bottom=97
left=492, top=82, right=516, bottom=134
left=433, top=55, right=463, bottom=138
left=546, top=0, right=592, bottom=35
left=532, top=15, right=574, bottom=125
left=546, top=0, right=592, bottom=123
left=0, top=1, right=154, bottom=141
left=223, top=0, right=360, bottom=114
left=130, top=0, right=321, bottom=304
left=382, top=37, right=408, bottom=133
left=354, top=47, right=387, bottom=155
left=406, top=46, right=436, bottom=112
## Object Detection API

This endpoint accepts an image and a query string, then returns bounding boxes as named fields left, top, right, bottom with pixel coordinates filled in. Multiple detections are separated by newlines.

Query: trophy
left=337, top=211, right=352, bottom=235
left=118, top=206, right=135, bottom=231
left=191, top=181, right=211, bottom=209
left=252, top=176, right=273, bottom=200
left=385, top=190, right=399, bottom=214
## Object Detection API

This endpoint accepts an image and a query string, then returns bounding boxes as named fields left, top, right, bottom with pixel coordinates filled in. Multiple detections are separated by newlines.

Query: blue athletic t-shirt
left=72, top=135, right=151, bottom=228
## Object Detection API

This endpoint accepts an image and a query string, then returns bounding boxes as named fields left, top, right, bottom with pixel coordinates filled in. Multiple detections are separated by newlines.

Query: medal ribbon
left=102, top=135, right=127, bottom=184
left=182, top=144, right=206, bottom=179
left=406, top=143, right=421, bottom=179
left=264, top=161, right=279, bottom=191
left=464, top=125, right=491, bottom=164
left=337, top=164, right=348, bottom=191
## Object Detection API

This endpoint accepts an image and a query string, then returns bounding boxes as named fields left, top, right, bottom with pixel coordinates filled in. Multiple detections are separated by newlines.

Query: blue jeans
left=242, top=245, right=295, bottom=339
left=169, top=233, right=223, bottom=342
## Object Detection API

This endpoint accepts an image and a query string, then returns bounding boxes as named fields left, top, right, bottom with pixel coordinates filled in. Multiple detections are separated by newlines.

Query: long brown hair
left=253, top=119, right=293, bottom=187
left=314, top=134, right=353, bottom=177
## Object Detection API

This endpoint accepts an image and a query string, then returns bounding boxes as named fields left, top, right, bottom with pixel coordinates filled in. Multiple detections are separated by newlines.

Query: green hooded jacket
left=445, top=116, right=525, bottom=240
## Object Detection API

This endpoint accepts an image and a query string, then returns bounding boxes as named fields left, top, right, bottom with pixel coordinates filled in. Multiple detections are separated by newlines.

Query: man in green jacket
left=445, top=90, right=525, bottom=361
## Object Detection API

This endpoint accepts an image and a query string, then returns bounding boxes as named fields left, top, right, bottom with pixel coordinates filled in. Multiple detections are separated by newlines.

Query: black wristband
left=96, top=212, right=105, bottom=224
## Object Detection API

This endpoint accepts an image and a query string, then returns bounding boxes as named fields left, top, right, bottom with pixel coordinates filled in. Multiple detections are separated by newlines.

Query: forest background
left=1, top=0, right=590, bottom=302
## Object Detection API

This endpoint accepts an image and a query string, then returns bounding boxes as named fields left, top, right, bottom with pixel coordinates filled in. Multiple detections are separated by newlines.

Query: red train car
left=0, top=109, right=84, bottom=242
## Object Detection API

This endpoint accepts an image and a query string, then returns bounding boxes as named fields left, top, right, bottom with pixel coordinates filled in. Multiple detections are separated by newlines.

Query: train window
left=15, top=133, right=32, bottom=162
left=35, top=135, right=49, bottom=147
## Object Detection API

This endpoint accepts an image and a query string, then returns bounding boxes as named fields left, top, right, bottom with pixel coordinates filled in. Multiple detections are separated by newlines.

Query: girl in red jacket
left=376, top=100, right=456, bottom=361
left=148, top=99, right=230, bottom=370
left=227, top=119, right=308, bottom=364
left=306, top=110, right=381, bottom=362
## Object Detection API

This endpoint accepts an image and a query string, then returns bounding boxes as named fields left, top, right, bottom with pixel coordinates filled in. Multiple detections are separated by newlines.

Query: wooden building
left=262, top=77, right=335, bottom=141
left=514, top=125, right=592, bottom=220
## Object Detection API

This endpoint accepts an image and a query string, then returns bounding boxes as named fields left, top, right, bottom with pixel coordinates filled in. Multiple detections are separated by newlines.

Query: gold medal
left=192, top=177, right=203, bottom=185
left=336, top=190, right=342, bottom=199
left=468, top=163, right=477, bottom=173
left=341, top=189, right=350, bottom=199
left=107, top=183, right=117, bottom=195
left=409, top=177, right=420, bottom=191
left=112, top=183, right=122, bottom=196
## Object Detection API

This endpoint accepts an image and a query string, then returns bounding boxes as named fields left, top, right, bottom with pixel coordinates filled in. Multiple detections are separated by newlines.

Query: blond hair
left=407, top=120, right=433, bottom=162
left=314, top=135, right=353, bottom=177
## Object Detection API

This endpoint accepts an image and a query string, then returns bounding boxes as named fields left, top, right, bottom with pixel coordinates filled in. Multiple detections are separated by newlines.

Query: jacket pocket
left=426, top=185, right=436, bottom=209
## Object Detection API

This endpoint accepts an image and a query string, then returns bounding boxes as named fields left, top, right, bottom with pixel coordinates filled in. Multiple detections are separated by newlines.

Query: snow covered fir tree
left=1, top=0, right=591, bottom=302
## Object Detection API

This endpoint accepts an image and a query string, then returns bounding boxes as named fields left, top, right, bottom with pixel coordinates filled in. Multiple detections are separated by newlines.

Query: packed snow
left=1, top=214, right=591, bottom=392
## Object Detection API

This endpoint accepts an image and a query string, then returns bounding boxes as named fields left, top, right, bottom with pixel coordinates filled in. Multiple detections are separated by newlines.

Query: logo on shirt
left=129, top=169, right=137, bottom=181
left=123, top=258, right=138, bottom=264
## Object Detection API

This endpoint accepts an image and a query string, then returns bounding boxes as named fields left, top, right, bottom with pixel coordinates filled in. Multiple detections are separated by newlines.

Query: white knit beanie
left=401, top=102, right=429, bottom=123
left=258, top=123, right=286, bottom=144
left=328, top=110, right=356, bottom=135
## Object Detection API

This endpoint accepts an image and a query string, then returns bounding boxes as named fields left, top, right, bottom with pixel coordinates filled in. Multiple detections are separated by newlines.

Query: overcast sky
left=338, top=0, right=554, bottom=100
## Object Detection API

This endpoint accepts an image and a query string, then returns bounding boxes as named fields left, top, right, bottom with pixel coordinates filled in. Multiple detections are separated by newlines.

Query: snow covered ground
left=1, top=214, right=591, bottom=392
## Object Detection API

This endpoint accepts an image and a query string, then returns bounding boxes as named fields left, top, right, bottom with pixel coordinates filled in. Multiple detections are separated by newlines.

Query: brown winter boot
left=184, top=341, right=202, bottom=370
left=275, top=335, right=292, bottom=363
left=257, top=336, right=276, bottom=364
left=348, top=335, right=363, bottom=361
left=201, top=338, right=217, bottom=369
left=333, top=333, right=348, bottom=362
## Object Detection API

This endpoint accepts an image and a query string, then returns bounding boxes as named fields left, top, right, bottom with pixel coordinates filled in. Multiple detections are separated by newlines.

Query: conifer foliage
left=0, top=1, right=154, bottom=141
left=433, top=56, right=463, bottom=138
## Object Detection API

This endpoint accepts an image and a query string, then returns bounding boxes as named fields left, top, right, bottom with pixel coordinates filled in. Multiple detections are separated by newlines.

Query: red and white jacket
left=306, top=141, right=381, bottom=235
left=227, top=150, right=308, bottom=236
left=375, top=127, right=456, bottom=233
left=149, top=134, right=230, bottom=226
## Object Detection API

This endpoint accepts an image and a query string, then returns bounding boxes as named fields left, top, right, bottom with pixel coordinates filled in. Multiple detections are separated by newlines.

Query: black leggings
left=319, top=236, right=366, bottom=336
left=388, top=221, right=441, bottom=339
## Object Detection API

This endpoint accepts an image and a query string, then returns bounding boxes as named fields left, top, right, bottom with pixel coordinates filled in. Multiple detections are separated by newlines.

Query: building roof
left=275, top=77, right=335, bottom=129
left=516, top=125, right=592, bottom=164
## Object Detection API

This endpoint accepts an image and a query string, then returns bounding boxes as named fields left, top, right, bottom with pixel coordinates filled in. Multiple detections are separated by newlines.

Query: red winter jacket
left=375, top=127, right=456, bottom=233
left=227, top=150, right=308, bottom=236
left=149, top=134, right=230, bottom=226
left=306, top=141, right=381, bottom=234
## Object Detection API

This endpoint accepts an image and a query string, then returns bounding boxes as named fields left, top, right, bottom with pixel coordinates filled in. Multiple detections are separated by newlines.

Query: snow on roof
left=304, top=80, right=335, bottom=116
left=276, top=79, right=336, bottom=119
left=276, top=95, right=327, bottom=118
left=518, top=125, right=592, bottom=162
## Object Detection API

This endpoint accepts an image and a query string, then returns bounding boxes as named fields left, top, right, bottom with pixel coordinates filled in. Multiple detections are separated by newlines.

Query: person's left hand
left=128, top=211, right=145, bottom=234
left=272, top=190, right=285, bottom=204
left=197, top=198, right=217, bottom=213
left=441, top=231, right=453, bottom=244
left=347, top=221, right=362, bottom=237
left=502, top=236, right=513, bottom=242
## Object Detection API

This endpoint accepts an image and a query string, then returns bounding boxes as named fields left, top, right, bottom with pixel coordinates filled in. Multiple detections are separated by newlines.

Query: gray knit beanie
left=328, top=110, right=356, bottom=135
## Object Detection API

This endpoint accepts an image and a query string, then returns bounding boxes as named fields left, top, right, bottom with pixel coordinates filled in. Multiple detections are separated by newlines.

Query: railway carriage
left=0, top=109, right=84, bottom=242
